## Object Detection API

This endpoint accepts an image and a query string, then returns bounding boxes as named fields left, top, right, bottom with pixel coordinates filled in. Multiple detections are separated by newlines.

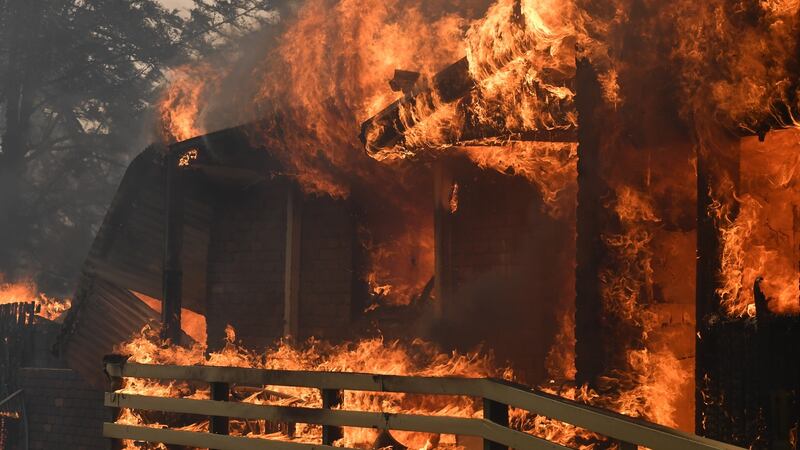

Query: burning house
left=2, top=0, right=800, bottom=449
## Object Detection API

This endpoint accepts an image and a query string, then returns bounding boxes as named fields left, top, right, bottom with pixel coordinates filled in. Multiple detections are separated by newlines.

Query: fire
left=671, top=0, right=800, bottom=131
left=464, top=0, right=577, bottom=134
left=159, top=64, right=220, bottom=143
left=460, top=142, right=577, bottom=218
left=115, top=325, right=507, bottom=449
left=714, top=130, right=800, bottom=318
left=0, top=278, right=71, bottom=322
left=143, top=0, right=800, bottom=444
left=592, top=186, right=689, bottom=429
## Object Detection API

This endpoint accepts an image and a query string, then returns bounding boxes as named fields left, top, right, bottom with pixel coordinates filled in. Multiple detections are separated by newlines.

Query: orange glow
left=159, top=64, right=219, bottom=143
left=364, top=226, right=435, bottom=307
left=460, top=142, right=578, bottom=218
left=143, top=0, right=800, bottom=442
left=115, top=326, right=508, bottom=449
left=130, top=290, right=208, bottom=345
left=0, top=277, right=71, bottom=321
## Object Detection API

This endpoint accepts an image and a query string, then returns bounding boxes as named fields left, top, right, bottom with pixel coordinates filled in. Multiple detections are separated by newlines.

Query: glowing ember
left=177, top=148, right=199, bottom=167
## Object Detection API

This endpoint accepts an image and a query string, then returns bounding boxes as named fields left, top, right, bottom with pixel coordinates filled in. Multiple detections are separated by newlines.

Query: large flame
left=158, top=63, right=221, bottom=143
left=147, top=0, right=800, bottom=443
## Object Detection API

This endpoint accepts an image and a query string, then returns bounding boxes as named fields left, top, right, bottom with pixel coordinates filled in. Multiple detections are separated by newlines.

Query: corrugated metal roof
left=56, top=124, right=279, bottom=388
left=56, top=145, right=214, bottom=388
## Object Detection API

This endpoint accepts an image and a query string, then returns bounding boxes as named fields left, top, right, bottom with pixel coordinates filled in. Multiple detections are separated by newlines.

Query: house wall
left=206, top=183, right=289, bottom=350
left=19, top=367, right=108, bottom=450
left=297, top=196, right=355, bottom=340
left=205, top=182, right=355, bottom=351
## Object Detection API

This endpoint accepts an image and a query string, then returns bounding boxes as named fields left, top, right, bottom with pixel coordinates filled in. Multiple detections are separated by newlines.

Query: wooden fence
left=103, top=358, right=745, bottom=450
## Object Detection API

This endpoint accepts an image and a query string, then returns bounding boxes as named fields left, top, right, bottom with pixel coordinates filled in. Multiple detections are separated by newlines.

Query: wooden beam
left=210, top=382, right=230, bottom=436
left=483, top=399, right=509, bottom=450
left=283, top=185, right=302, bottom=338
left=574, top=59, right=612, bottom=386
left=162, top=150, right=184, bottom=343
left=433, top=160, right=454, bottom=320
left=321, top=388, right=343, bottom=445
left=103, top=423, right=343, bottom=450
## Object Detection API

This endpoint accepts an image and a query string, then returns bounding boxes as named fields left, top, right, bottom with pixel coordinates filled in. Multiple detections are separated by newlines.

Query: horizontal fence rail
left=103, top=358, right=744, bottom=450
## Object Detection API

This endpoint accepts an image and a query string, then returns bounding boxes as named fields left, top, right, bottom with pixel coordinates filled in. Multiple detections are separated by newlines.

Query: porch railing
left=102, top=357, right=744, bottom=450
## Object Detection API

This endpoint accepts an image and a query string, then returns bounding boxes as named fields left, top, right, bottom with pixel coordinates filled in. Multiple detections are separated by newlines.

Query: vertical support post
left=321, top=388, right=343, bottom=445
left=694, top=123, right=740, bottom=435
left=617, top=441, right=638, bottom=450
left=433, top=160, right=454, bottom=320
left=482, top=398, right=508, bottom=450
left=104, top=357, right=126, bottom=450
left=209, top=382, right=230, bottom=436
left=283, top=184, right=302, bottom=338
left=574, top=59, right=612, bottom=386
left=162, top=149, right=184, bottom=343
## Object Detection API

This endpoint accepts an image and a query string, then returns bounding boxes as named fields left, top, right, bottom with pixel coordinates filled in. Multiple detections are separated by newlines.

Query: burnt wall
left=434, top=158, right=574, bottom=382
left=19, top=367, right=108, bottom=450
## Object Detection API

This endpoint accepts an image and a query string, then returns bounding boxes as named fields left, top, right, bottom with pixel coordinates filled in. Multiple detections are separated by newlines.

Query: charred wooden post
left=574, top=59, right=612, bottom=386
left=103, top=354, right=127, bottom=450
left=433, top=160, right=454, bottom=319
left=161, top=149, right=184, bottom=343
left=209, top=381, right=230, bottom=437
left=482, top=398, right=509, bottom=450
left=321, top=388, right=343, bottom=445
left=283, top=184, right=303, bottom=338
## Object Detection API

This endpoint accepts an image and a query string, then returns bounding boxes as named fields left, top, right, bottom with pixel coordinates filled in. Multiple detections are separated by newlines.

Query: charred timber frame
left=283, top=184, right=303, bottom=338
left=433, top=161, right=454, bottom=319
left=359, top=57, right=577, bottom=155
left=573, top=59, right=613, bottom=386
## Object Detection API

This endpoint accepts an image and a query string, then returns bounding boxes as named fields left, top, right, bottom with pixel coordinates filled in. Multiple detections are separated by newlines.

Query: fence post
left=321, top=388, right=343, bottom=445
left=209, top=382, right=230, bottom=435
left=483, top=398, right=508, bottom=450
left=104, top=358, right=125, bottom=450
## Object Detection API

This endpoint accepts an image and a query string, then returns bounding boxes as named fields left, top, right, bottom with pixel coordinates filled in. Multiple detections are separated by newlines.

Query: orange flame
left=159, top=64, right=220, bottom=143
left=0, top=277, right=71, bottom=321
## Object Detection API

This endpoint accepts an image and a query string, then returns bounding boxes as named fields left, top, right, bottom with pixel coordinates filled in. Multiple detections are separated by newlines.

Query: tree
left=0, top=0, right=275, bottom=293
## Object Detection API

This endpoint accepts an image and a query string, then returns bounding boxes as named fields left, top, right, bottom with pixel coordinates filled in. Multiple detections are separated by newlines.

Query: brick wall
left=205, top=183, right=355, bottom=350
left=298, top=196, right=354, bottom=340
left=206, top=183, right=288, bottom=350
left=18, top=367, right=108, bottom=450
